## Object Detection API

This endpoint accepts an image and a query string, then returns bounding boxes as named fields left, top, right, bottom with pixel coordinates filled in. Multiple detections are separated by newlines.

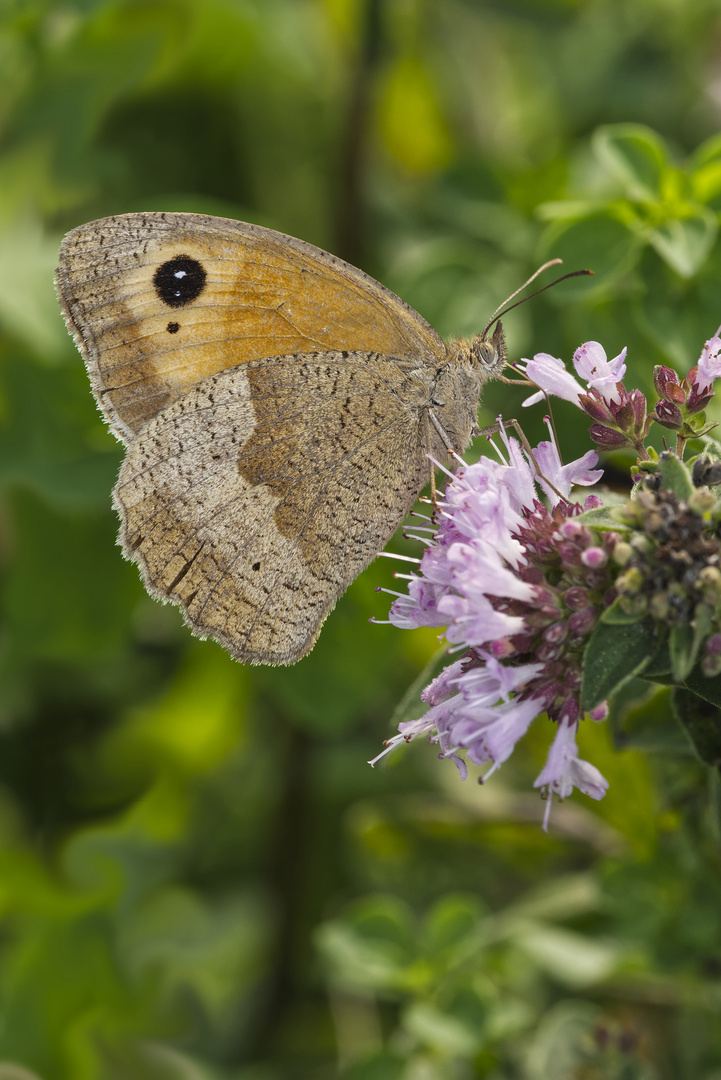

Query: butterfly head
left=468, top=320, right=507, bottom=382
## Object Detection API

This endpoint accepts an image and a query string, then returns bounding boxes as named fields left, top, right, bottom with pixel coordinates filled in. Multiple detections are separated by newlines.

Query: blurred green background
left=2, top=0, right=721, bottom=1077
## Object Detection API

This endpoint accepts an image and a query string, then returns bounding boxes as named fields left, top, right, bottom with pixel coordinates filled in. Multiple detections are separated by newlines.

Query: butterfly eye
left=153, top=255, right=207, bottom=308
left=473, top=339, right=498, bottom=368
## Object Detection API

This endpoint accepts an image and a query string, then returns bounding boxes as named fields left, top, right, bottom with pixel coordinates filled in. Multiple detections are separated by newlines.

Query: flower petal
left=521, top=353, right=584, bottom=407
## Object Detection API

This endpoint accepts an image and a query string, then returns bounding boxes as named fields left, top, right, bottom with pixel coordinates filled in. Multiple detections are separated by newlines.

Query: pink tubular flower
left=573, top=341, right=627, bottom=404
left=521, top=353, right=584, bottom=408
left=534, top=718, right=609, bottom=831
left=694, top=325, right=721, bottom=394
left=520, top=341, right=650, bottom=454
left=375, top=427, right=611, bottom=826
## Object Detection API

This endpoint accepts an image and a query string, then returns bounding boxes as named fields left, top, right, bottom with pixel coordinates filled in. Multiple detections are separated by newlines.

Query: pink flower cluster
left=376, top=328, right=721, bottom=828
left=372, top=426, right=609, bottom=830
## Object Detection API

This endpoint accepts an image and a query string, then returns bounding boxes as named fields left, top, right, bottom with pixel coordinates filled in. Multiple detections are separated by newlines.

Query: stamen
left=376, top=552, right=421, bottom=563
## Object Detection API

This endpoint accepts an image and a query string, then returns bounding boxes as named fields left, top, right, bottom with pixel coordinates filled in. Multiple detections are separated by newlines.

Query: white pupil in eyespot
left=174, top=270, right=187, bottom=278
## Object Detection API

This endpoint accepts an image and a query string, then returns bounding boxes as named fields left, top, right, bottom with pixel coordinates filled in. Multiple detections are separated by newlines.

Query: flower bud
left=688, top=488, right=717, bottom=514
left=612, top=541, right=633, bottom=566
left=559, top=520, right=587, bottom=541
left=585, top=569, right=608, bottom=590
left=653, top=365, right=681, bottom=399
left=692, top=458, right=721, bottom=487
left=653, top=400, right=683, bottom=430
left=564, top=586, right=590, bottom=610
left=628, top=389, right=648, bottom=437
left=568, top=607, right=597, bottom=635
left=686, top=387, right=714, bottom=414
left=558, top=542, right=583, bottom=566
left=579, top=393, right=615, bottom=425
left=589, top=423, right=630, bottom=449
left=630, top=534, right=653, bottom=555
left=616, top=567, right=644, bottom=594
left=581, top=546, right=607, bottom=568
left=701, top=653, right=721, bottom=677
left=649, top=592, right=669, bottom=619
left=543, top=621, right=567, bottom=645
left=698, top=565, right=721, bottom=601
left=618, top=593, right=648, bottom=617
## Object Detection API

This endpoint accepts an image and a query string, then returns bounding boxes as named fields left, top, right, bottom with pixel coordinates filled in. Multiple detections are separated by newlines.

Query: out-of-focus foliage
left=1, top=0, right=721, bottom=1077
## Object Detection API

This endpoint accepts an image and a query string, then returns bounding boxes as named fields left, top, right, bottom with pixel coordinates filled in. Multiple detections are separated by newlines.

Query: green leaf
left=684, top=667, right=721, bottom=708
left=574, top=496, right=631, bottom=531
left=581, top=620, right=658, bottom=712
left=647, top=207, right=718, bottom=278
left=690, top=132, right=721, bottom=204
left=341, top=1053, right=405, bottom=1080
left=601, top=596, right=648, bottom=625
left=657, top=452, right=694, bottom=499
left=670, top=624, right=697, bottom=683
left=642, top=632, right=671, bottom=679
left=672, top=687, right=721, bottom=766
left=609, top=681, right=690, bottom=753
left=592, top=124, right=668, bottom=203
left=670, top=605, right=711, bottom=683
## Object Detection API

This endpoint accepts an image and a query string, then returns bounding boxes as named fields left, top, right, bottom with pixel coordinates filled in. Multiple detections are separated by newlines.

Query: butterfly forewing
left=56, top=213, right=447, bottom=441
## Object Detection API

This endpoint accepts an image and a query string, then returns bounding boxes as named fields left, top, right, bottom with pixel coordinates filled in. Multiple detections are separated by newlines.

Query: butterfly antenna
left=481, top=262, right=593, bottom=339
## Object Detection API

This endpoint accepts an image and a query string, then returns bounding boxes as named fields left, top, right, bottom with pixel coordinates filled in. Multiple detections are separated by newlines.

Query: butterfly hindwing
left=113, top=350, right=435, bottom=664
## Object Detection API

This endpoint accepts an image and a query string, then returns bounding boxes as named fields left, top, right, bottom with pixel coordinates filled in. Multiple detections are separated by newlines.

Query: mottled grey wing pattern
left=114, top=350, right=434, bottom=664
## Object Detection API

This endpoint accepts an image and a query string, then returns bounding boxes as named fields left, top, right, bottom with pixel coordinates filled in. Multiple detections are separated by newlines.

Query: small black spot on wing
left=167, top=321, right=180, bottom=334
left=153, top=255, right=207, bottom=308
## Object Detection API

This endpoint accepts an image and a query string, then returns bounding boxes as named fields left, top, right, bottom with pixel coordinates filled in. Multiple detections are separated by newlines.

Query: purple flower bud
left=509, top=633, right=535, bottom=654
left=705, top=633, right=721, bottom=656
left=558, top=542, right=583, bottom=566
left=559, top=520, right=588, bottom=542
left=520, top=566, right=545, bottom=585
left=588, top=702, right=609, bottom=721
left=490, top=637, right=517, bottom=658
left=537, top=642, right=561, bottom=662
left=589, top=423, right=630, bottom=449
left=653, top=365, right=681, bottom=400
left=581, top=546, right=607, bottom=568
left=568, top=607, right=597, bottom=636
left=584, top=494, right=603, bottom=510
left=543, top=621, right=567, bottom=645
left=686, top=385, right=714, bottom=414
left=532, top=586, right=559, bottom=607
left=565, top=669, right=581, bottom=690
left=559, top=697, right=580, bottom=725
left=653, top=399, right=683, bottom=430
left=564, top=586, right=590, bottom=610
left=628, top=389, right=647, bottom=435
left=579, top=393, right=615, bottom=425
left=613, top=390, right=647, bottom=438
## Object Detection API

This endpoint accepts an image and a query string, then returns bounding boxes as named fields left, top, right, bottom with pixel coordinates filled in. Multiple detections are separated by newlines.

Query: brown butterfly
left=56, top=213, right=552, bottom=665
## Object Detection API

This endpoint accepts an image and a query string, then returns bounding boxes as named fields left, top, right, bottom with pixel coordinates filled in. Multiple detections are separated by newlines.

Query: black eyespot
left=153, top=255, right=207, bottom=308
left=166, top=321, right=180, bottom=334
left=252, top=561, right=261, bottom=571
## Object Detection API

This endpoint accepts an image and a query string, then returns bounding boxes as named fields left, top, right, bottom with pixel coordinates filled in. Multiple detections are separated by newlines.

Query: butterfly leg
left=426, top=408, right=463, bottom=510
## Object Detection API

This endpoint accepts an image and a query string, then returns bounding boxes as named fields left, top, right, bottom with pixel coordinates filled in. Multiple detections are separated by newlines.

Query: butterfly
left=56, top=212, right=520, bottom=665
